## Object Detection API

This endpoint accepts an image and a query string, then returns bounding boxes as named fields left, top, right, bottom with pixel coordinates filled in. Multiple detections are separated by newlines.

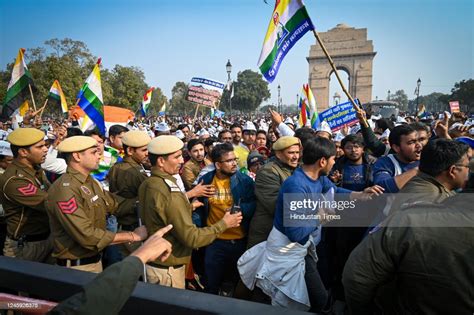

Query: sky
left=0, top=0, right=473, bottom=108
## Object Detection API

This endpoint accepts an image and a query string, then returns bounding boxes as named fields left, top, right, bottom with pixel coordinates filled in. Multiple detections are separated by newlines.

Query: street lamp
left=226, top=59, right=232, bottom=115
left=333, top=92, right=341, bottom=106
left=277, top=84, right=281, bottom=113
left=416, top=78, right=421, bottom=113
left=387, top=90, right=391, bottom=101
left=296, top=93, right=299, bottom=107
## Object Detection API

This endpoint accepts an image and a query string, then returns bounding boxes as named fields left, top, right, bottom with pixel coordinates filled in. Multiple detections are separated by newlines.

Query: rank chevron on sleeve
left=17, top=183, right=38, bottom=196
left=57, top=197, right=78, bottom=214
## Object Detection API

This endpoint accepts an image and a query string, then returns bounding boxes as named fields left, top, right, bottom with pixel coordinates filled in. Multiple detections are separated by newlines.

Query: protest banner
left=186, top=77, right=225, bottom=109
left=318, top=100, right=359, bottom=131
left=449, top=101, right=460, bottom=113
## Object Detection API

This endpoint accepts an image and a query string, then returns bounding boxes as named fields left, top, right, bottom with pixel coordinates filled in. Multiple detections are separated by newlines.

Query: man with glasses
left=195, top=142, right=256, bottom=295
left=343, top=140, right=473, bottom=313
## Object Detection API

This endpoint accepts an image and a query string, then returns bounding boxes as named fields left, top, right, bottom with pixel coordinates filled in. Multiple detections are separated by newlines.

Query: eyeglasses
left=220, top=158, right=239, bottom=164
left=454, top=164, right=470, bottom=169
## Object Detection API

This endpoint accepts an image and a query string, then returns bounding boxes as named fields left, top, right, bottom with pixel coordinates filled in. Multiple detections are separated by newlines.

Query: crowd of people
left=0, top=105, right=473, bottom=314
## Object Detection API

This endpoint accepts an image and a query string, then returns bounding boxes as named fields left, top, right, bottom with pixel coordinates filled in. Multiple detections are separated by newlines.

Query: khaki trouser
left=3, top=236, right=53, bottom=263
left=69, top=260, right=103, bottom=273
left=146, top=264, right=186, bottom=289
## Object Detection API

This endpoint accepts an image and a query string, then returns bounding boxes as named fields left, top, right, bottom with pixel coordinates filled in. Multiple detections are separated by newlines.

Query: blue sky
left=1, top=0, right=472, bottom=107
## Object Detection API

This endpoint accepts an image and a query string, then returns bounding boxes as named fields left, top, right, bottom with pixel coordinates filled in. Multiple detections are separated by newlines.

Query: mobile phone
left=230, top=199, right=241, bottom=214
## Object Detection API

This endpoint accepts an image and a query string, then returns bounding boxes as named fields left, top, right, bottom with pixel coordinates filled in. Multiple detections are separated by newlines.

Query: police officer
left=0, top=128, right=53, bottom=262
left=108, top=130, right=151, bottom=256
left=139, top=135, right=242, bottom=289
left=46, top=136, right=147, bottom=273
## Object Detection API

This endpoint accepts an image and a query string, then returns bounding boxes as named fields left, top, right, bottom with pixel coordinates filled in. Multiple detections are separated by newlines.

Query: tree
left=169, top=82, right=195, bottom=115
left=408, top=92, right=449, bottom=113
left=0, top=38, right=155, bottom=117
left=450, top=79, right=474, bottom=112
left=220, top=69, right=270, bottom=113
left=107, top=65, right=148, bottom=110
left=390, top=89, right=408, bottom=111
left=259, top=104, right=277, bottom=112
left=145, top=87, right=167, bottom=116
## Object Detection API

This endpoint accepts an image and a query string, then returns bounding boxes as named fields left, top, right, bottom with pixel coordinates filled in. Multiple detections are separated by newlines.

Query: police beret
left=122, top=130, right=151, bottom=148
left=272, top=136, right=300, bottom=151
left=57, top=136, right=97, bottom=153
left=7, top=128, right=45, bottom=146
left=148, top=135, right=183, bottom=155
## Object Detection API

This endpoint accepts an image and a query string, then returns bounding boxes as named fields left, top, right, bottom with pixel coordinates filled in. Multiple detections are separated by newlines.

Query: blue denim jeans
left=204, top=238, right=246, bottom=295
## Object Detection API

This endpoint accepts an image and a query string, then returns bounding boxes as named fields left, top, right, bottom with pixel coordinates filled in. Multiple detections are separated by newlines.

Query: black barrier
left=0, top=256, right=307, bottom=314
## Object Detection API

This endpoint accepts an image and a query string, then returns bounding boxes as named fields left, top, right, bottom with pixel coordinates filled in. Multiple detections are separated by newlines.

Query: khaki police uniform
left=0, top=128, right=52, bottom=262
left=139, top=135, right=228, bottom=289
left=108, top=130, right=151, bottom=255
left=46, top=136, right=117, bottom=273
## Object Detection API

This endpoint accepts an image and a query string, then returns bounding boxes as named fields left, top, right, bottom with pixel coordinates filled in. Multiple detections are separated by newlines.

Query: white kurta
left=238, top=227, right=318, bottom=311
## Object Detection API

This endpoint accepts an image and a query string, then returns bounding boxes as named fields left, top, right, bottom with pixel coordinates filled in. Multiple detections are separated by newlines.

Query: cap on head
left=7, top=128, right=45, bottom=146
left=242, top=121, right=257, bottom=132
left=122, top=130, right=151, bottom=147
left=148, top=135, right=184, bottom=155
left=0, top=140, right=13, bottom=157
left=155, top=122, right=170, bottom=132
left=57, top=136, right=97, bottom=153
left=316, top=120, right=332, bottom=134
left=174, top=130, right=185, bottom=140
left=247, top=152, right=264, bottom=167
left=272, top=136, right=300, bottom=151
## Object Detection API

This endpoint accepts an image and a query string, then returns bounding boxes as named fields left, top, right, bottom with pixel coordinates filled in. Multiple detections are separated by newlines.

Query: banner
left=186, top=77, right=225, bottom=108
left=318, top=101, right=359, bottom=132
left=449, top=101, right=460, bottom=113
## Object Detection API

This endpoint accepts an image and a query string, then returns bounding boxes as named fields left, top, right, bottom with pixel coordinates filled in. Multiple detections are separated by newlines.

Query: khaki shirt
left=108, top=156, right=148, bottom=225
left=181, top=157, right=211, bottom=191
left=46, top=166, right=116, bottom=259
left=0, top=160, right=50, bottom=237
left=139, top=167, right=227, bottom=267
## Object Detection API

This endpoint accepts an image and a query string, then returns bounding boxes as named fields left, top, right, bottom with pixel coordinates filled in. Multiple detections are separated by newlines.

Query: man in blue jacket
left=195, top=142, right=256, bottom=295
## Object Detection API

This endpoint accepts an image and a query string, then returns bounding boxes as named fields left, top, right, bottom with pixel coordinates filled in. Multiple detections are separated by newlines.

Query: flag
left=158, top=102, right=167, bottom=116
left=258, top=0, right=314, bottom=83
left=76, top=58, right=105, bottom=135
left=48, top=80, right=68, bottom=113
left=298, top=84, right=320, bottom=129
left=140, top=87, right=154, bottom=116
left=12, top=100, right=30, bottom=123
left=417, top=104, right=426, bottom=118
left=215, top=109, right=225, bottom=118
left=1, top=48, right=35, bottom=119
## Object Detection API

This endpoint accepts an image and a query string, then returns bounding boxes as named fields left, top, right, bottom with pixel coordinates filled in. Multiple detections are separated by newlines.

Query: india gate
left=307, top=23, right=376, bottom=110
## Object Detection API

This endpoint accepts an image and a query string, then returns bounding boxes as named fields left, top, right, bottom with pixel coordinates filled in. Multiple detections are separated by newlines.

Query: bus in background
left=362, top=100, right=400, bottom=120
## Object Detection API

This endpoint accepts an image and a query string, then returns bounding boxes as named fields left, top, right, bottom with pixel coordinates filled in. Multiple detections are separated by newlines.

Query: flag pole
left=39, top=99, right=48, bottom=119
left=193, top=105, right=200, bottom=124
left=28, top=84, right=37, bottom=111
left=311, top=29, right=369, bottom=127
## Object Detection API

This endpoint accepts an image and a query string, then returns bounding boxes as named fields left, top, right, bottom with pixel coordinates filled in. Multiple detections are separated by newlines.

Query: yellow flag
left=19, top=100, right=29, bottom=116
